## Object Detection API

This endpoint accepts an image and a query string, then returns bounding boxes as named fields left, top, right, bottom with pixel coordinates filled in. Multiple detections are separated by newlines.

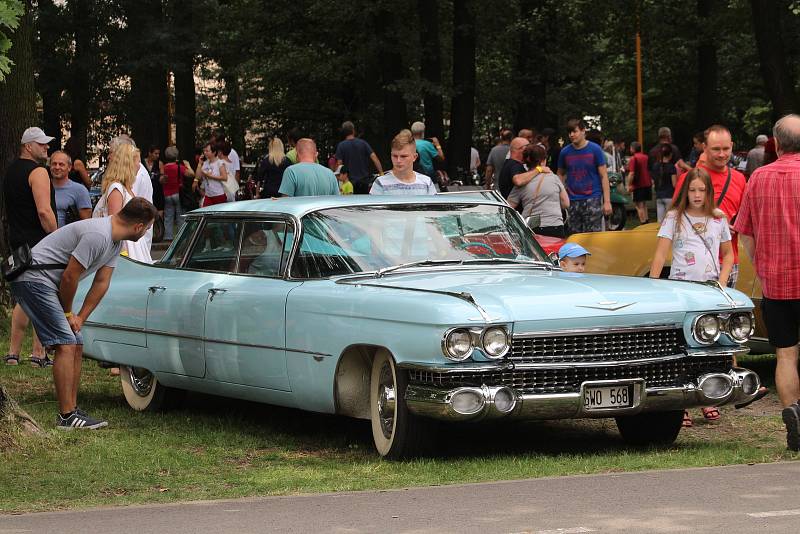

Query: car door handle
left=208, top=288, right=227, bottom=301
left=148, top=286, right=166, bottom=293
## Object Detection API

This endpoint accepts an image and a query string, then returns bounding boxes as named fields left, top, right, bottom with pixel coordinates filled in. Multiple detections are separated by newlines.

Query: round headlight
left=693, top=314, right=721, bottom=344
left=482, top=326, right=509, bottom=359
left=444, top=328, right=474, bottom=361
left=727, top=312, right=754, bottom=343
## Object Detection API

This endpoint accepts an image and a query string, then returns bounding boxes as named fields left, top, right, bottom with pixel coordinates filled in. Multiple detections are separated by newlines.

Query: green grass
left=0, top=345, right=793, bottom=514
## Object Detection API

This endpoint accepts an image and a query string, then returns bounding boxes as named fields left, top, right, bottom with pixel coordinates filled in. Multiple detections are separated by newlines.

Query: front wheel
left=370, top=350, right=428, bottom=459
left=607, top=203, right=626, bottom=231
left=120, top=365, right=184, bottom=412
left=615, top=410, right=683, bottom=447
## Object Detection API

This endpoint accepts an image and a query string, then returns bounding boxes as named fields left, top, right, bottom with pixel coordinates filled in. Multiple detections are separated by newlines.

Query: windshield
left=291, top=203, right=548, bottom=278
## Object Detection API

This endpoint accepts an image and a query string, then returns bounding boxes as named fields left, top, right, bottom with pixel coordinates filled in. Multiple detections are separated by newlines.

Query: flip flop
left=682, top=410, right=693, bottom=427
left=29, top=355, right=53, bottom=368
left=3, top=354, right=20, bottom=366
left=702, top=407, right=721, bottom=421
left=735, top=387, right=769, bottom=409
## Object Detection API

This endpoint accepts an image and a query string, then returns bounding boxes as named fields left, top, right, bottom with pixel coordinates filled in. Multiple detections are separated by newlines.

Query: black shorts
left=633, top=187, right=652, bottom=202
left=761, top=297, right=800, bottom=348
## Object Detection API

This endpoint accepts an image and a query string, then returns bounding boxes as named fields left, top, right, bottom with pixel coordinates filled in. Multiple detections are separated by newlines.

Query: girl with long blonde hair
left=96, top=143, right=139, bottom=217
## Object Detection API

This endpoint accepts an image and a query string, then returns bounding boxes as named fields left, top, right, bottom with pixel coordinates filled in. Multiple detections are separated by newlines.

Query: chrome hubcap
left=128, top=367, right=154, bottom=397
left=377, top=363, right=396, bottom=439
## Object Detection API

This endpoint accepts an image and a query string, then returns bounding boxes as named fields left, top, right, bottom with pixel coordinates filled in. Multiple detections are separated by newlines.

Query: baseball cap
left=20, top=127, right=54, bottom=145
left=558, top=243, right=591, bottom=260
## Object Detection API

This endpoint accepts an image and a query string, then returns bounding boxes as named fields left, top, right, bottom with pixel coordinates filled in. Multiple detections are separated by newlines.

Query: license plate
left=583, top=385, right=633, bottom=410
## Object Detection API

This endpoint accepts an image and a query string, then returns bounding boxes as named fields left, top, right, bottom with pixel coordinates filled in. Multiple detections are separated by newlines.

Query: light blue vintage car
left=77, top=196, right=761, bottom=458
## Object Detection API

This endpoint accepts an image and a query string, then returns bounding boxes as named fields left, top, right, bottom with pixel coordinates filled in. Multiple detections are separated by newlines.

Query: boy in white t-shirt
left=370, top=129, right=437, bottom=195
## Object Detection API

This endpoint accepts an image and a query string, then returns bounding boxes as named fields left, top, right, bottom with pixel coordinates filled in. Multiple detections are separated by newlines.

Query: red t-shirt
left=734, top=153, right=800, bottom=299
left=627, top=152, right=652, bottom=189
left=673, top=163, right=745, bottom=264
left=162, top=162, right=189, bottom=197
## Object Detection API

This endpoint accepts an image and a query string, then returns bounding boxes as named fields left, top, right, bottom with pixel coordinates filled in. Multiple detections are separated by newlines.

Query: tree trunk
left=171, top=0, right=197, bottom=161
left=0, top=384, right=44, bottom=440
left=749, top=0, right=799, bottom=118
left=68, top=0, right=94, bottom=155
left=36, top=0, right=63, bottom=152
left=448, top=0, right=477, bottom=175
left=513, top=2, right=547, bottom=133
left=418, top=0, right=444, bottom=141
left=124, top=0, right=169, bottom=151
left=695, top=0, right=719, bottom=128
left=0, top=0, right=36, bottom=178
left=374, top=7, right=409, bottom=153
left=221, top=66, right=246, bottom=160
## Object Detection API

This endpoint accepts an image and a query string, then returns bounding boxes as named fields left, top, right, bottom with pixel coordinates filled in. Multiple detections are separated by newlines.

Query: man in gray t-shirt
left=484, top=129, right=513, bottom=190
left=10, top=198, right=157, bottom=430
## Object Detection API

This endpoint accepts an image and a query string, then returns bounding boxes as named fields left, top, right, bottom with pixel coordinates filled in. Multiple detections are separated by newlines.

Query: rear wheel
left=370, top=350, right=428, bottom=459
left=615, top=410, right=683, bottom=446
left=120, top=365, right=184, bottom=412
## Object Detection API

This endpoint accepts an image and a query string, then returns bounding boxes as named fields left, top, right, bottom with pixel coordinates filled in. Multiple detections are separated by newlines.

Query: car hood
left=355, top=268, right=752, bottom=327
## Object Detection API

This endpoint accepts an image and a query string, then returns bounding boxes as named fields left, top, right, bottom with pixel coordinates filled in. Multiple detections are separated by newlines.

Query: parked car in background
left=565, top=223, right=771, bottom=352
left=76, top=196, right=761, bottom=458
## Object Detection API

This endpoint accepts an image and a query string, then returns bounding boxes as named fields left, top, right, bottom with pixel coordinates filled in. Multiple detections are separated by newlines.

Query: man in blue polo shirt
left=557, top=118, right=611, bottom=233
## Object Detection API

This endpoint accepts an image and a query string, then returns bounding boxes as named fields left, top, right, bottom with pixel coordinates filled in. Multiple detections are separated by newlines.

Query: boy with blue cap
left=558, top=243, right=591, bottom=273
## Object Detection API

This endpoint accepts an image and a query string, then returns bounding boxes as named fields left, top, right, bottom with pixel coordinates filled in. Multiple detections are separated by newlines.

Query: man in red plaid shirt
left=734, top=114, right=800, bottom=451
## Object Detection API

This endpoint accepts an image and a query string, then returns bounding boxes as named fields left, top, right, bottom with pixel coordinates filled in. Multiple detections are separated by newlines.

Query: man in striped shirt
left=735, top=114, right=800, bottom=451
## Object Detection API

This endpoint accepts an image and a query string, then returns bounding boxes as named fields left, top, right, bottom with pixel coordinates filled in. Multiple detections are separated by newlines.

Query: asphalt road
left=2, top=462, right=799, bottom=533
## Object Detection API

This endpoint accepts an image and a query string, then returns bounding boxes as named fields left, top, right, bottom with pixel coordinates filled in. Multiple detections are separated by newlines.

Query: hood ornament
left=576, top=300, right=635, bottom=312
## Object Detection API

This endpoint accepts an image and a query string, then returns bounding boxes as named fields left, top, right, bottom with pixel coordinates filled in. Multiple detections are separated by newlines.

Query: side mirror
left=549, top=252, right=560, bottom=267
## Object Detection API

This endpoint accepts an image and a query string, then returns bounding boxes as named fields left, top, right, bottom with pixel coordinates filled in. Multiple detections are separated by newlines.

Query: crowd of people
left=2, top=114, right=799, bottom=453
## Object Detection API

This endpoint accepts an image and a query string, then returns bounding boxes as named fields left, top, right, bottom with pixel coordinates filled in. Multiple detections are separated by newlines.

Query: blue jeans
left=10, top=281, right=83, bottom=347
left=163, top=193, right=183, bottom=240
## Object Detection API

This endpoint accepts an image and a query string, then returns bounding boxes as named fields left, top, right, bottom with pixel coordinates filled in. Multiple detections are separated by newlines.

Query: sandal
left=30, top=355, right=53, bottom=368
left=735, top=386, right=769, bottom=409
left=682, top=410, right=693, bottom=427
left=702, top=407, right=721, bottom=421
left=3, top=354, right=20, bottom=366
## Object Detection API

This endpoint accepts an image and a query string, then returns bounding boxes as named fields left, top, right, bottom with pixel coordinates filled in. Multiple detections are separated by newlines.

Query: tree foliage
left=0, top=0, right=23, bottom=80
left=22, top=0, right=800, bottom=167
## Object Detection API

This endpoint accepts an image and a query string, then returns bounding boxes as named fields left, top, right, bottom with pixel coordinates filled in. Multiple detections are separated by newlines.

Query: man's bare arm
left=29, top=167, right=57, bottom=232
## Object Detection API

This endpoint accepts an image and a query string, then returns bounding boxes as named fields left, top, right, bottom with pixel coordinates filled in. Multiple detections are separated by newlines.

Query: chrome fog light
left=482, top=326, right=510, bottom=359
left=693, top=314, right=721, bottom=345
left=493, top=387, right=516, bottom=413
left=699, top=374, right=733, bottom=399
left=451, top=389, right=485, bottom=415
left=443, top=328, right=474, bottom=361
left=741, top=372, right=759, bottom=395
left=726, top=312, right=755, bottom=343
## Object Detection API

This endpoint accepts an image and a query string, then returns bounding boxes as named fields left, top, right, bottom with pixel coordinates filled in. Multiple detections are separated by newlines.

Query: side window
left=159, top=219, right=199, bottom=267
left=238, top=221, right=288, bottom=277
left=183, top=219, right=242, bottom=272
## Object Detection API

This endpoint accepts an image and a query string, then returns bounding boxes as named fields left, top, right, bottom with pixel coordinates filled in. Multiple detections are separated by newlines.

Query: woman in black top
left=256, top=137, right=291, bottom=198
left=651, top=143, right=677, bottom=223
left=63, top=137, right=92, bottom=189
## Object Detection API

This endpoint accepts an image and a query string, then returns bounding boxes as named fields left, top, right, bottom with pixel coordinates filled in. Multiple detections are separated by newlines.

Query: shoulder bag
left=2, top=244, right=67, bottom=282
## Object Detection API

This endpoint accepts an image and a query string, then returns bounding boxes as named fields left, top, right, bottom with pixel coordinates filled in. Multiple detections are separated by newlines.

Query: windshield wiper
left=375, top=259, right=464, bottom=278
left=461, top=258, right=554, bottom=269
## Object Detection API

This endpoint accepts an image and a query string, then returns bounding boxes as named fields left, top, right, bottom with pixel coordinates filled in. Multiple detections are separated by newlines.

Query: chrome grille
left=408, top=356, right=731, bottom=395
left=510, top=327, right=685, bottom=364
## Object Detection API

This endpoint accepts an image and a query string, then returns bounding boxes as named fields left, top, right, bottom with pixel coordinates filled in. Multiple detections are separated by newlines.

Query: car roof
left=190, top=195, right=505, bottom=218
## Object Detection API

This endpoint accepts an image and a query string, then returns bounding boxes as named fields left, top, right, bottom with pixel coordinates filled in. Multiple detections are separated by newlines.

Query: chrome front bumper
left=403, top=366, right=760, bottom=422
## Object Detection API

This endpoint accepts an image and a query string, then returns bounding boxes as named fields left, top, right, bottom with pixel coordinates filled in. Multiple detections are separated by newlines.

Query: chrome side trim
left=84, top=321, right=146, bottom=334
left=83, top=321, right=330, bottom=357
left=512, top=323, right=682, bottom=338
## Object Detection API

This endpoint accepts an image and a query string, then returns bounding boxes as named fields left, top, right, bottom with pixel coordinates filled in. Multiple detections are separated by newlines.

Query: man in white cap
left=3, top=127, right=58, bottom=367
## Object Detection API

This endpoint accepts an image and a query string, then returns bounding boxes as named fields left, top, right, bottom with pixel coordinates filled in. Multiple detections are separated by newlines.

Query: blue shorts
left=10, top=281, right=83, bottom=347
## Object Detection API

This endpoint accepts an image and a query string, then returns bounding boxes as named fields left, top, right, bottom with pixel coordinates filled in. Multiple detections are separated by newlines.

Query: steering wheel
left=458, top=241, right=498, bottom=257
